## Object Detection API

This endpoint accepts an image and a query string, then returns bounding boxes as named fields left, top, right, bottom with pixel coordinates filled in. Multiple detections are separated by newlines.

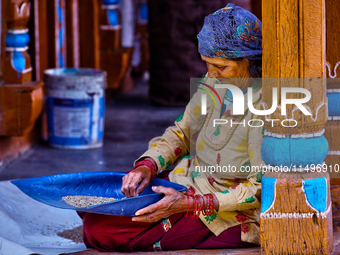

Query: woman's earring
left=213, top=73, right=218, bottom=77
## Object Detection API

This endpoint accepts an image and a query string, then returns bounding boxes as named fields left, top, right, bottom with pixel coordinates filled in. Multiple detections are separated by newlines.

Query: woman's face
left=200, top=54, right=251, bottom=90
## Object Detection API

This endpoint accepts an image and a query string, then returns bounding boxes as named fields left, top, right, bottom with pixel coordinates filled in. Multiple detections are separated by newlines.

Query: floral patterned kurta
left=136, top=75, right=264, bottom=245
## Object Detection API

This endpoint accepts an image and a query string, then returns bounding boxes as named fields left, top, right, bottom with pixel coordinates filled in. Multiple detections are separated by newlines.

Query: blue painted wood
left=12, top=51, right=26, bottom=72
left=261, top=177, right=277, bottom=213
left=57, top=1, right=65, bottom=68
left=139, top=4, right=148, bottom=21
left=303, top=177, right=327, bottom=212
left=102, top=0, right=120, bottom=5
left=11, top=172, right=187, bottom=216
left=261, top=136, right=328, bottom=167
left=5, top=33, right=30, bottom=48
left=107, top=9, right=119, bottom=26
left=327, top=93, right=340, bottom=116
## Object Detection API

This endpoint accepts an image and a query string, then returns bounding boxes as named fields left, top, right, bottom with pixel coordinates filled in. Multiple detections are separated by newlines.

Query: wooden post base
left=260, top=172, right=333, bottom=254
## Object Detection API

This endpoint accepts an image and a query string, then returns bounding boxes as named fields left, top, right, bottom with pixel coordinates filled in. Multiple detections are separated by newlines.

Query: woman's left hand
left=132, top=186, right=188, bottom=222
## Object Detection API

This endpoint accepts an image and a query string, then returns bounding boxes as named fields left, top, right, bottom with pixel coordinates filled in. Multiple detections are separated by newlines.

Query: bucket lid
left=44, top=68, right=107, bottom=90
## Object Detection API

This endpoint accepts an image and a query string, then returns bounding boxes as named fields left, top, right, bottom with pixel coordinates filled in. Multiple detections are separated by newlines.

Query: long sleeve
left=214, top=108, right=264, bottom=212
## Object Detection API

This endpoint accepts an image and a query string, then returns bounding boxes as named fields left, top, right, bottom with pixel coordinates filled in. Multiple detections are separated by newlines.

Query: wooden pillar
left=78, top=0, right=100, bottom=68
left=99, top=0, right=134, bottom=89
left=324, top=0, right=340, bottom=203
left=65, top=0, right=80, bottom=68
left=2, top=0, right=32, bottom=84
left=0, top=0, right=43, bottom=137
left=54, top=0, right=67, bottom=68
left=131, top=0, right=149, bottom=77
left=261, top=0, right=333, bottom=254
left=33, top=0, right=68, bottom=79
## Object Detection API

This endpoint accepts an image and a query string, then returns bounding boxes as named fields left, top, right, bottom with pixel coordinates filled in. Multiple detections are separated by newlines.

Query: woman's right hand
left=121, top=166, right=153, bottom=197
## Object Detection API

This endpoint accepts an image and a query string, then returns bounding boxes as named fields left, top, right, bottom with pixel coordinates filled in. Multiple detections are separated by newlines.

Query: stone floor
left=2, top=81, right=340, bottom=254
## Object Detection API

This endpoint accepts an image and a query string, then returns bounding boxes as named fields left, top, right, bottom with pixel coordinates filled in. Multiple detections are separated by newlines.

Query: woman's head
left=197, top=3, right=262, bottom=81
left=201, top=55, right=262, bottom=79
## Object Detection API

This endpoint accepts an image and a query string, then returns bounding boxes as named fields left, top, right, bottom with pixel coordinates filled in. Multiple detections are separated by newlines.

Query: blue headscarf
left=197, top=3, right=262, bottom=60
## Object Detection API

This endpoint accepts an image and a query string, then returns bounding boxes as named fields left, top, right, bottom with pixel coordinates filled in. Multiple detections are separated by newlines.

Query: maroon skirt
left=78, top=170, right=254, bottom=252
left=78, top=211, right=254, bottom=252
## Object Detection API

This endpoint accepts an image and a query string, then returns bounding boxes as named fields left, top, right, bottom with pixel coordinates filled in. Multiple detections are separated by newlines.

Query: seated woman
left=78, top=3, right=264, bottom=252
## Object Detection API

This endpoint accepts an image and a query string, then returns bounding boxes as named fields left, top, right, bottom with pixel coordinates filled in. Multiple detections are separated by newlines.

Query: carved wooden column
left=55, top=0, right=67, bottom=68
left=78, top=0, right=100, bottom=68
left=131, top=0, right=149, bottom=77
left=33, top=0, right=68, bottom=79
left=0, top=0, right=43, bottom=137
left=99, top=0, right=121, bottom=50
left=65, top=0, right=80, bottom=68
left=261, top=0, right=333, bottom=254
left=2, top=0, right=32, bottom=83
left=99, top=0, right=134, bottom=89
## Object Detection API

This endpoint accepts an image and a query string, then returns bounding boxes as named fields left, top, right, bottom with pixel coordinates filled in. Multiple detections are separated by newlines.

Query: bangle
left=185, top=193, right=210, bottom=218
left=185, top=192, right=191, bottom=217
left=191, top=194, right=198, bottom=218
left=202, top=194, right=215, bottom=216
left=192, top=195, right=198, bottom=218
left=133, top=159, right=157, bottom=181
left=185, top=191, right=196, bottom=218
left=191, top=194, right=203, bottom=219
left=194, top=195, right=203, bottom=218
left=199, top=194, right=205, bottom=210
left=143, top=158, right=158, bottom=180
left=202, top=194, right=209, bottom=216
left=208, top=194, right=212, bottom=215
left=134, top=161, right=156, bottom=180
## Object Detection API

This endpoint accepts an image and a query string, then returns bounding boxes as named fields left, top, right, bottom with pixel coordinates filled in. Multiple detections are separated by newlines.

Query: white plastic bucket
left=44, top=68, right=107, bottom=149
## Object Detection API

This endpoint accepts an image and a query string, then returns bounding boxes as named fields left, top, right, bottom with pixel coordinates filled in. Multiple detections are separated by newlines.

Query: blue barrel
left=44, top=68, right=107, bottom=149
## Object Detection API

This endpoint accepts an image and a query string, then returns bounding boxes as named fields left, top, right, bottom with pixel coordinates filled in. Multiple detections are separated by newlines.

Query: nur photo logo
left=199, top=83, right=312, bottom=128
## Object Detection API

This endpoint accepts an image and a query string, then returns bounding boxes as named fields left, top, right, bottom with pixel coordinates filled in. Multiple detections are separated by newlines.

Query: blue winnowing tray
left=11, top=172, right=187, bottom=216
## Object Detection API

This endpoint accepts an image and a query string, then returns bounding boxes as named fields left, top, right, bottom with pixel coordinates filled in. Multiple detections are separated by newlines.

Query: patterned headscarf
left=197, top=3, right=262, bottom=60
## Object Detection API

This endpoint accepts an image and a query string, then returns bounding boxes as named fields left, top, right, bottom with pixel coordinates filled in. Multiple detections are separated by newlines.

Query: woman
left=79, top=3, right=264, bottom=251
